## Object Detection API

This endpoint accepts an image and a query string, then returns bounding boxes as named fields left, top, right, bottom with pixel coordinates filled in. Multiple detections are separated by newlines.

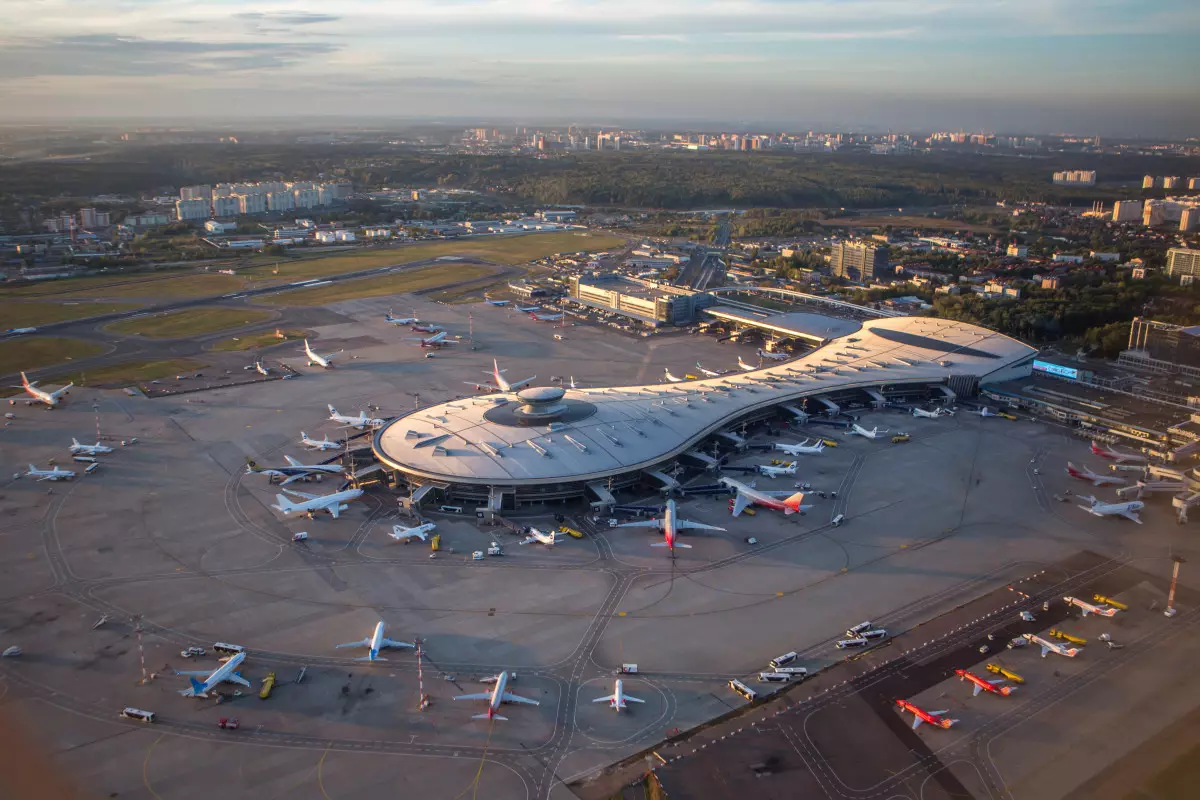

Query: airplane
left=484, top=298, right=510, bottom=307
left=384, top=310, right=419, bottom=326
left=24, top=464, right=75, bottom=481
left=664, top=368, right=686, bottom=383
left=5, top=327, right=37, bottom=336
left=16, top=372, right=72, bottom=408
left=328, top=405, right=385, bottom=430
left=696, top=362, right=726, bottom=377
left=757, top=461, right=798, bottom=478
left=177, top=651, right=251, bottom=697
left=895, top=699, right=957, bottom=730
left=467, top=359, right=535, bottom=393
left=335, top=621, right=413, bottom=661
left=973, top=407, right=999, bottom=418
left=255, top=361, right=271, bottom=376
left=530, top=312, right=564, bottom=322
left=1076, top=495, right=1144, bottom=523
left=408, top=331, right=458, bottom=348
left=302, top=339, right=340, bottom=369
left=410, top=322, right=443, bottom=333
left=616, top=498, right=726, bottom=554
left=390, top=522, right=437, bottom=542
left=1090, top=440, right=1147, bottom=463
left=300, top=431, right=340, bottom=451
left=454, top=670, right=539, bottom=720
left=846, top=424, right=889, bottom=439
left=245, top=456, right=344, bottom=486
left=955, top=668, right=1015, bottom=697
left=1066, top=462, right=1126, bottom=487
left=270, top=486, right=364, bottom=519
left=718, top=477, right=811, bottom=517
left=516, top=305, right=541, bottom=313
left=519, top=527, right=562, bottom=546
left=1023, top=633, right=1080, bottom=658
left=774, top=439, right=826, bottom=456
left=592, top=679, right=645, bottom=712
left=757, top=348, right=788, bottom=361
left=911, top=407, right=950, bottom=419
left=1064, top=596, right=1119, bottom=617
left=70, top=438, right=112, bottom=456
left=737, top=357, right=756, bottom=371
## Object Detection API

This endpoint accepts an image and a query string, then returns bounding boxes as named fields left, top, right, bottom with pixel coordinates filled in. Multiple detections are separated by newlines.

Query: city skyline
left=1, top=0, right=1198, bottom=137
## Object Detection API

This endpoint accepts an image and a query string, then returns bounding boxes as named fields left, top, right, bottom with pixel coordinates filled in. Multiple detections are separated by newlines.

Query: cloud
left=232, top=12, right=341, bottom=26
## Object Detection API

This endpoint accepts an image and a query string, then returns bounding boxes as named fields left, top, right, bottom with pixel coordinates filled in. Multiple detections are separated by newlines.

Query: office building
left=1121, top=317, right=1200, bottom=378
left=1167, top=248, right=1200, bottom=280
left=1112, top=200, right=1144, bottom=222
left=832, top=242, right=888, bottom=282
left=1052, top=170, right=1096, bottom=186
left=180, top=185, right=212, bottom=202
left=78, top=208, right=110, bottom=228
left=569, top=274, right=715, bottom=326
left=175, top=199, right=210, bottom=221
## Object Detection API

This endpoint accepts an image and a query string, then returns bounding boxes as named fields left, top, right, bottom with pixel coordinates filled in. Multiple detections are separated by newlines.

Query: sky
left=1, top=0, right=1198, bottom=137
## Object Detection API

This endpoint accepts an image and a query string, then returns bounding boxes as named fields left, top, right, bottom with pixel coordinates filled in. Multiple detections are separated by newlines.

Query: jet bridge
left=641, top=470, right=681, bottom=494
left=781, top=404, right=810, bottom=422
left=587, top=481, right=618, bottom=511
left=812, top=396, right=840, bottom=415
left=863, top=387, right=887, bottom=409
left=716, top=430, right=747, bottom=449
left=684, top=450, right=720, bottom=469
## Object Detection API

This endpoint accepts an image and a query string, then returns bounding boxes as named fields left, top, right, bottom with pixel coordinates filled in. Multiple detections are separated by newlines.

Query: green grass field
left=1, top=301, right=143, bottom=328
left=40, top=358, right=208, bottom=389
left=61, top=273, right=247, bottom=300
left=0, top=337, right=107, bottom=376
left=105, top=307, right=275, bottom=338
left=256, top=264, right=497, bottom=306
left=209, top=329, right=306, bottom=351
left=820, top=215, right=999, bottom=234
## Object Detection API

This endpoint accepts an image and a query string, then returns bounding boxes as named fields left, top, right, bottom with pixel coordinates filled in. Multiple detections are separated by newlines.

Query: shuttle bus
left=213, top=642, right=245, bottom=656
left=120, top=708, right=156, bottom=723
left=768, top=652, right=798, bottom=670
left=758, top=672, right=792, bottom=683
left=728, top=679, right=757, bottom=701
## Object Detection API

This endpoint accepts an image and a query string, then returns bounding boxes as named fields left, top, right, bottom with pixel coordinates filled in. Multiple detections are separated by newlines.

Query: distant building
left=315, top=231, right=337, bottom=244
left=334, top=230, right=356, bottom=242
left=1052, top=170, right=1096, bottom=186
left=1090, top=251, right=1121, bottom=263
left=125, top=212, right=169, bottom=228
left=1006, top=244, right=1028, bottom=258
left=1162, top=176, right=1182, bottom=189
left=364, top=228, right=392, bottom=238
left=212, top=196, right=240, bottom=218
left=175, top=199, right=210, bottom=222
left=293, top=189, right=320, bottom=210
left=1143, top=175, right=1161, bottom=189
left=1052, top=253, right=1085, bottom=264
left=1112, top=200, right=1144, bottom=223
left=1042, top=276, right=1061, bottom=289
left=237, top=193, right=267, bottom=215
left=78, top=208, right=110, bottom=228
left=537, top=210, right=577, bottom=222
left=1121, top=317, right=1200, bottom=378
left=267, top=191, right=295, bottom=213
left=569, top=274, right=715, bottom=326
left=1182, top=207, right=1200, bottom=233
left=180, top=185, right=212, bottom=202
left=1166, top=248, right=1200, bottom=280
left=832, top=241, right=888, bottom=282
left=1144, top=199, right=1200, bottom=228
left=1190, top=178, right=1200, bottom=191
left=204, top=220, right=236, bottom=234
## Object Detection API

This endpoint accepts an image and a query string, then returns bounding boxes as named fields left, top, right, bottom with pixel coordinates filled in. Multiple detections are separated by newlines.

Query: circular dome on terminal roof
left=517, top=386, right=566, bottom=404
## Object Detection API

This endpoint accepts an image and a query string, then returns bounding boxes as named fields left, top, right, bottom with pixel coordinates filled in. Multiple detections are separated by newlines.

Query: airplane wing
left=284, top=455, right=304, bottom=467
left=758, top=490, right=800, bottom=498
left=335, top=638, right=371, bottom=649
left=174, top=670, right=212, bottom=677
left=911, top=716, right=923, bottom=730
left=675, top=519, right=726, bottom=532
left=227, top=673, right=252, bottom=688
left=731, top=492, right=751, bottom=517
left=616, top=520, right=662, bottom=529
left=282, top=488, right=319, bottom=500
left=500, top=691, right=539, bottom=706
left=972, top=684, right=983, bottom=696
left=592, top=694, right=617, bottom=704
left=454, top=693, right=492, bottom=701
left=381, top=638, right=415, bottom=649
left=625, top=695, right=646, bottom=704
left=328, top=503, right=342, bottom=519
left=1121, top=510, right=1143, bottom=523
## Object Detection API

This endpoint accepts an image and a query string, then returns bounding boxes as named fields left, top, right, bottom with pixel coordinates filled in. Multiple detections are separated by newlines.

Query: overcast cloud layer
left=1, top=0, right=1197, bottom=136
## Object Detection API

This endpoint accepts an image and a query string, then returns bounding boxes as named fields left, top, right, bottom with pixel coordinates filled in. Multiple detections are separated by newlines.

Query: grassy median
left=38, top=358, right=209, bottom=389
left=0, top=338, right=107, bottom=376
left=209, top=329, right=307, bottom=351
left=256, top=264, right=497, bottom=306
left=105, top=307, right=275, bottom=338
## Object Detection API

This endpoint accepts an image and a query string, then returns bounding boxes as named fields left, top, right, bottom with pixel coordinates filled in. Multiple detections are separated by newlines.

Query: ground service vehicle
left=729, top=679, right=757, bottom=701
left=846, top=621, right=873, bottom=636
left=774, top=666, right=808, bottom=677
left=217, top=717, right=240, bottom=730
left=728, top=498, right=757, bottom=516
left=620, top=664, right=638, bottom=674
left=260, top=672, right=276, bottom=699
left=559, top=526, right=584, bottom=539
left=439, top=505, right=464, bottom=514
left=180, top=647, right=207, bottom=658
left=836, top=637, right=869, bottom=649
left=213, top=642, right=245, bottom=656
left=120, top=708, right=155, bottom=723
left=430, top=535, right=441, bottom=551
left=861, top=628, right=888, bottom=640
left=891, top=434, right=910, bottom=443
left=769, top=651, right=798, bottom=670
left=831, top=514, right=845, bottom=527
left=758, top=672, right=792, bottom=683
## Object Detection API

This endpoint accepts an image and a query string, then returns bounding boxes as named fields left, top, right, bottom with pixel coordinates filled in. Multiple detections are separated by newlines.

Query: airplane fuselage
left=956, top=668, right=1013, bottom=696
left=895, top=699, right=954, bottom=729
left=1064, top=596, right=1118, bottom=617
left=184, top=652, right=247, bottom=696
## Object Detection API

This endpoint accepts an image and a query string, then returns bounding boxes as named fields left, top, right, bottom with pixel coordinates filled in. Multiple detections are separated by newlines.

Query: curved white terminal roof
left=374, top=317, right=1035, bottom=487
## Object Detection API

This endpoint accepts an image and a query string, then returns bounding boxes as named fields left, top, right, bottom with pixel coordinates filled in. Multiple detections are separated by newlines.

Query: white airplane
left=973, top=407, right=999, bottom=418
left=737, top=357, right=756, bottom=371
left=454, top=670, right=538, bottom=720
left=255, top=361, right=271, bottom=376
left=1064, top=596, right=1119, bottom=617
left=696, top=362, right=726, bottom=377
left=300, top=431, right=340, bottom=451
left=245, top=455, right=344, bottom=485
left=271, top=486, right=364, bottom=519
left=328, top=405, right=385, bottom=430
left=1077, top=495, right=1144, bottom=524
left=177, top=651, right=251, bottom=697
left=16, top=372, right=72, bottom=408
left=467, top=359, right=535, bottom=393
left=757, top=461, right=797, bottom=478
left=911, top=407, right=950, bottom=419
left=616, top=499, right=726, bottom=554
left=718, top=477, right=811, bottom=517
left=390, top=522, right=437, bottom=542
left=410, top=322, right=443, bottom=333
left=384, top=310, right=419, bottom=326
left=516, top=305, right=541, bottom=313
left=592, top=679, right=645, bottom=712
left=1066, top=462, right=1126, bottom=487
left=847, top=424, right=889, bottom=439
left=519, top=527, right=561, bottom=546
left=1023, top=633, right=1080, bottom=658
left=5, top=327, right=37, bottom=336
left=484, top=298, right=510, bottom=307
left=664, top=368, right=685, bottom=383
left=757, top=348, right=788, bottom=361
left=302, top=339, right=340, bottom=368
left=530, top=312, right=564, bottom=322
left=70, top=438, right=112, bottom=455
left=408, top=331, right=458, bottom=348
left=24, top=464, right=75, bottom=481
left=335, top=621, right=414, bottom=661
left=1090, top=440, right=1147, bottom=463
left=774, top=439, right=825, bottom=456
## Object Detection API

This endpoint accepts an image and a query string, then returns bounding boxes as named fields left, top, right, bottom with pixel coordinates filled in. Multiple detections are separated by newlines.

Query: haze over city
left=2, top=0, right=1198, bottom=136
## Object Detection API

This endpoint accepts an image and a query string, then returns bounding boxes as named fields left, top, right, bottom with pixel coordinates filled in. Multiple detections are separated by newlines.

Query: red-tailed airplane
left=615, top=499, right=726, bottom=555
left=1066, top=462, right=1127, bottom=487
left=955, top=669, right=1015, bottom=697
left=1090, top=440, right=1146, bottom=463
left=895, top=699, right=957, bottom=730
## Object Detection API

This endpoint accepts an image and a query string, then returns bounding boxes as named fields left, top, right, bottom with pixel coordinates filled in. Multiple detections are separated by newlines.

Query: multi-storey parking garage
left=373, top=316, right=1037, bottom=508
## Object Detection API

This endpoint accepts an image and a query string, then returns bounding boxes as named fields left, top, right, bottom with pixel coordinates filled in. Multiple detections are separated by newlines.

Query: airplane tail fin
left=272, top=494, right=299, bottom=514
left=189, top=677, right=205, bottom=695
left=28, top=463, right=38, bottom=473
left=782, top=492, right=808, bottom=513
left=20, top=371, right=32, bottom=388
left=72, top=437, right=81, bottom=447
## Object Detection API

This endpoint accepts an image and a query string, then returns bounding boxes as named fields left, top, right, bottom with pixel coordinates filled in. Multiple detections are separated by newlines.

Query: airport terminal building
left=373, top=316, right=1036, bottom=510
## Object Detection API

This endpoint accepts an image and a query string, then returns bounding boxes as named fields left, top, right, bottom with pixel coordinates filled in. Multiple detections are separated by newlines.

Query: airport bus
left=845, top=621, right=873, bottom=636
left=757, top=672, right=792, bottom=683
left=213, top=642, right=245, bottom=656
left=728, top=679, right=757, bottom=701
left=120, top=708, right=156, bottom=723
left=861, top=629, right=888, bottom=641
left=768, top=651, right=798, bottom=670
left=836, top=637, right=869, bottom=649
left=773, top=666, right=808, bottom=677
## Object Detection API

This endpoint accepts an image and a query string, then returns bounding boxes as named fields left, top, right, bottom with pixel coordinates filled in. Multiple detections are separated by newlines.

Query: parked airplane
left=5, top=327, right=37, bottom=336
left=70, top=438, right=112, bottom=455
left=530, top=312, right=564, bottom=322
left=718, top=477, right=811, bottom=517
left=245, top=455, right=343, bottom=486
left=895, top=699, right=957, bottom=730
left=1077, top=495, right=1144, bottom=523
left=271, top=487, right=363, bottom=519
left=24, top=464, right=75, bottom=481
left=973, top=407, right=999, bottom=418
left=410, top=322, right=444, bottom=333
left=255, top=361, right=271, bottom=376
left=516, top=305, right=541, bottom=313
left=300, top=431, right=340, bottom=451
left=696, top=362, right=726, bottom=377
left=757, top=348, right=788, bottom=361
left=328, top=405, right=385, bottom=430
left=519, top=527, right=562, bottom=546
left=955, top=668, right=1015, bottom=697
left=737, top=357, right=756, bottom=371
left=484, top=298, right=510, bottom=307
left=592, top=679, right=645, bottom=712
left=1064, top=596, right=1119, bottom=617
left=846, top=424, right=889, bottom=439
left=454, top=671, right=538, bottom=720
left=467, top=359, right=535, bottom=393
left=664, top=368, right=685, bottom=383
left=757, top=461, right=797, bottom=478
left=390, top=522, right=437, bottom=542
left=408, top=330, right=458, bottom=348
left=16, top=372, right=72, bottom=408
left=1066, top=463, right=1126, bottom=487
left=177, top=651, right=251, bottom=697
left=335, top=621, right=413, bottom=661
left=302, top=340, right=340, bottom=369
left=384, top=310, right=419, bottom=326
left=1090, top=440, right=1147, bottom=463
left=911, top=407, right=950, bottom=419
left=1023, top=633, right=1080, bottom=658
left=616, top=498, right=726, bottom=554
left=774, top=439, right=826, bottom=456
